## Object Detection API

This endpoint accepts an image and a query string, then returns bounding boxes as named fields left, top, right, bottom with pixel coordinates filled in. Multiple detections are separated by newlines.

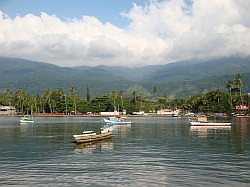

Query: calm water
left=0, top=116, right=249, bottom=186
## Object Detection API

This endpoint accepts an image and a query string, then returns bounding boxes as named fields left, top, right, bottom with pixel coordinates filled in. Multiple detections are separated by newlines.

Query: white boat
left=73, top=130, right=97, bottom=143
left=73, top=125, right=113, bottom=143
left=190, top=121, right=232, bottom=126
left=20, top=115, right=34, bottom=123
left=103, top=116, right=131, bottom=125
left=189, top=115, right=231, bottom=126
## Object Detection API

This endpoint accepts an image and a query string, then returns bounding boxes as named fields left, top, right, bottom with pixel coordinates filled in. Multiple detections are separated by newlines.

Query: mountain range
left=0, top=57, right=250, bottom=98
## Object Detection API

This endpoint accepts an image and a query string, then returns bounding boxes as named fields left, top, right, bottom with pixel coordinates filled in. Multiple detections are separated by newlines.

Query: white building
left=100, top=110, right=120, bottom=116
left=157, top=109, right=181, bottom=116
left=0, top=106, right=16, bottom=115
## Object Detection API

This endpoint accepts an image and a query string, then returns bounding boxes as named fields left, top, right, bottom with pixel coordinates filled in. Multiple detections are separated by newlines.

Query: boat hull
left=73, top=132, right=113, bottom=143
left=73, top=126, right=113, bottom=143
left=190, top=121, right=231, bottom=126
left=96, top=131, right=113, bottom=141
left=20, top=120, right=34, bottom=123
left=103, top=118, right=131, bottom=125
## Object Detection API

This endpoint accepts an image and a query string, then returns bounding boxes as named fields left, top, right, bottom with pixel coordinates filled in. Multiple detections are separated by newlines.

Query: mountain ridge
left=0, top=57, right=249, bottom=98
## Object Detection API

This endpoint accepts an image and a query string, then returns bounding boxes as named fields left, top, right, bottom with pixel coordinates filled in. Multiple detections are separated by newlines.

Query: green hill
left=0, top=57, right=249, bottom=98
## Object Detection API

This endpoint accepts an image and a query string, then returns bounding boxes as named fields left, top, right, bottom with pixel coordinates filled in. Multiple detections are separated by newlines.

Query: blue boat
left=103, top=116, right=131, bottom=125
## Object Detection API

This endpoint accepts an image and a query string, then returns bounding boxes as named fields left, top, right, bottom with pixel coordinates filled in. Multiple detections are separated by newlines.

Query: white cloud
left=0, top=0, right=249, bottom=67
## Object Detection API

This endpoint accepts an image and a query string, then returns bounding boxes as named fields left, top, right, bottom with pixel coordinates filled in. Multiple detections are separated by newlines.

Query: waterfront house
left=0, top=106, right=16, bottom=115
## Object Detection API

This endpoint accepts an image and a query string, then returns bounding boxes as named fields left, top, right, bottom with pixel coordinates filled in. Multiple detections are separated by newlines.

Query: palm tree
left=139, top=92, right=143, bottom=111
left=5, top=88, right=12, bottom=106
left=213, top=89, right=220, bottom=104
left=152, top=86, right=158, bottom=99
left=211, top=90, right=221, bottom=112
left=56, top=88, right=65, bottom=104
left=152, top=86, right=158, bottom=110
left=27, top=95, right=36, bottom=114
left=56, top=88, right=65, bottom=100
left=56, top=88, right=66, bottom=113
left=32, top=95, right=38, bottom=114
left=39, top=96, right=45, bottom=114
left=70, top=86, right=77, bottom=114
left=226, top=80, right=233, bottom=109
left=234, top=73, right=243, bottom=105
left=111, top=90, right=117, bottom=112
left=119, top=90, right=124, bottom=112
left=44, top=88, right=52, bottom=113
left=15, top=90, right=26, bottom=114
left=131, top=91, right=136, bottom=106
left=64, top=93, right=68, bottom=115
left=201, top=95, right=208, bottom=113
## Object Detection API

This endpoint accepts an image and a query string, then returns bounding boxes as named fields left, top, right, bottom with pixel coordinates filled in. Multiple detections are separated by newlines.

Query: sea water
left=0, top=116, right=249, bottom=186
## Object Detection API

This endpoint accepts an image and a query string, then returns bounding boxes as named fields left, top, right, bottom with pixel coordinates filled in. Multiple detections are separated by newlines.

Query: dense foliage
left=0, top=74, right=249, bottom=115
left=1, top=57, right=250, bottom=99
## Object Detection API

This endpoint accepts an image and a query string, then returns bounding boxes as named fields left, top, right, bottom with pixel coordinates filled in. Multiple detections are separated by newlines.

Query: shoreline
left=0, top=114, right=249, bottom=118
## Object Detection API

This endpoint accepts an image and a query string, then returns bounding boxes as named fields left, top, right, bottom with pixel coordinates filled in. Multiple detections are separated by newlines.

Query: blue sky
left=0, top=0, right=148, bottom=27
left=0, top=0, right=249, bottom=67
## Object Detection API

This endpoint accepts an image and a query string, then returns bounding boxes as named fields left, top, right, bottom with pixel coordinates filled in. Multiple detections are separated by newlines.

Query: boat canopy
left=197, top=115, right=208, bottom=122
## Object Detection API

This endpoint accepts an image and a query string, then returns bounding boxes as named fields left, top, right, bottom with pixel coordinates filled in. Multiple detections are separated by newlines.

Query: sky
left=0, top=0, right=249, bottom=67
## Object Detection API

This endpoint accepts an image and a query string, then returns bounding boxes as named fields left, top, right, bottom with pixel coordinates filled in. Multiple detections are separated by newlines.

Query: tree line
left=0, top=74, right=249, bottom=115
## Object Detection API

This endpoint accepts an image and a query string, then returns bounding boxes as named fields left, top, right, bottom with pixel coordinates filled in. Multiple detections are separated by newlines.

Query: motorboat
left=20, top=115, right=34, bottom=123
left=103, top=116, right=131, bottom=125
left=189, top=115, right=231, bottom=126
left=190, top=121, right=232, bottom=126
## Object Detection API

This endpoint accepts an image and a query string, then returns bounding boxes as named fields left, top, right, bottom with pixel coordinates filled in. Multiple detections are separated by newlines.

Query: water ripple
left=0, top=117, right=249, bottom=186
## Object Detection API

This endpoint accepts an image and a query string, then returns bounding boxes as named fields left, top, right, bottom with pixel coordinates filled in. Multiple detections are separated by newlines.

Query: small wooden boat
left=73, top=125, right=113, bottom=143
left=189, top=115, right=231, bottom=126
left=103, top=116, right=131, bottom=125
left=20, top=115, right=34, bottom=123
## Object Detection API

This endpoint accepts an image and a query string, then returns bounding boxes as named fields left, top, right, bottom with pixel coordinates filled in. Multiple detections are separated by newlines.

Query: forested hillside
left=0, top=57, right=249, bottom=98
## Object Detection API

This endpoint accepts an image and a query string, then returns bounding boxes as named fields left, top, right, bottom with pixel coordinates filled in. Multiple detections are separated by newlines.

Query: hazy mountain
left=0, top=57, right=249, bottom=98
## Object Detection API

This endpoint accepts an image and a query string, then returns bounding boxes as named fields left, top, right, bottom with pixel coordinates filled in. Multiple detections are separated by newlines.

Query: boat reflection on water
left=189, top=126, right=231, bottom=138
left=113, top=123, right=131, bottom=138
left=74, top=139, right=114, bottom=154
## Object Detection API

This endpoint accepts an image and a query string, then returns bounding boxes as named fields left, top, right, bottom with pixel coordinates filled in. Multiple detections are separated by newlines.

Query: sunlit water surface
left=0, top=116, right=249, bottom=186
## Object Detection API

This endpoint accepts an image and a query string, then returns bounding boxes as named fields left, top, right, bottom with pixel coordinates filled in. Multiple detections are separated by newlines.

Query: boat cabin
left=197, top=115, right=208, bottom=122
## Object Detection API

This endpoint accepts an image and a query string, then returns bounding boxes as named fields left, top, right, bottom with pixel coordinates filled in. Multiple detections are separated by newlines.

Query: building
left=157, top=109, right=181, bottom=116
left=0, top=106, right=16, bottom=115
left=100, top=110, right=121, bottom=116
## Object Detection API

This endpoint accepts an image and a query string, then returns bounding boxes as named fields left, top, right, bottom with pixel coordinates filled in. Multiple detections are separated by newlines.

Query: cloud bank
left=0, top=0, right=249, bottom=67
